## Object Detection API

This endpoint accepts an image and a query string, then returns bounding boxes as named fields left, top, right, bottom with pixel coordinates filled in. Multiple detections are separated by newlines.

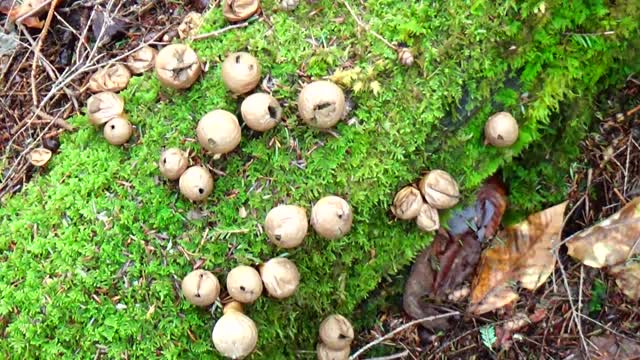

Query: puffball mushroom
left=264, top=205, right=308, bottom=249
left=319, top=314, right=354, bottom=350
left=240, top=93, right=282, bottom=132
left=103, top=116, right=133, bottom=145
left=419, top=170, right=460, bottom=209
left=416, top=203, right=439, bottom=232
left=196, top=110, right=242, bottom=155
left=181, top=269, right=220, bottom=307
left=391, top=186, right=424, bottom=220
left=159, top=148, right=188, bottom=180
left=484, top=111, right=519, bottom=147
left=221, top=52, right=261, bottom=95
left=86, top=92, right=124, bottom=126
left=298, top=80, right=346, bottom=128
left=155, top=44, right=201, bottom=89
left=126, top=45, right=158, bottom=74
left=211, top=301, right=258, bottom=359
left=223, top=0, right=260, bottom=22
left=317, top=343, right=350, bottom=360
left=179, top=165, right=214, bottom=201
left=310, top=195, right=353, bottom=240
left=259, top=257, right=300, bottom=299
left=88, top=63, right=131, bottom=93
left=226, top=265, right=263, bottom=304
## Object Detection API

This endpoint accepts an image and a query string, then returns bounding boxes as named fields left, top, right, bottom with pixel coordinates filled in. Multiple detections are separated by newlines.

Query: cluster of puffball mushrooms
left=180, top=196, right=353, bottom=359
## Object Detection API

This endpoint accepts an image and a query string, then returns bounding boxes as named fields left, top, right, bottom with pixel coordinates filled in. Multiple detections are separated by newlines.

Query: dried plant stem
left=338, top=0, right=397, bottom=51
left=30, top=0, right=60, bottom=106
left=191, top=22, right=250, bottom=40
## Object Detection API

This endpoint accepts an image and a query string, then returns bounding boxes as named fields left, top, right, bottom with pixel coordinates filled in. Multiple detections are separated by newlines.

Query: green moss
left=1, top=0, right=638, bottom=358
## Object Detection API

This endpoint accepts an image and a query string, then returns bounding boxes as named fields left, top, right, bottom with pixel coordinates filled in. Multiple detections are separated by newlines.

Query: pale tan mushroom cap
left=179, top=166, right=214, bottom=201
left=484, top=111, right=519, bottom=147
left=259, top=257, right=300, bottom=299
left=211, top=310, right=258, bottom=359
left=177, top=12, right=203, bottom=39
left=103, top=116, right=133, bottom=145
left=317, top=342, right=350, bottom=360
left=126, top=46, right=158, bottom=74
left=159, top=148, right=188, bottom=180
left=416, top=203, right=439, bottom=232
left=265, top=205, right=308, bottom=249
left=88, top=63, right=131, bottom=93
left=240, top=93, right=281, bottom=132
left=419, top=170, right=460, bottom=209
left=181, top=269, right=220, bottom=307
left=155, top=44, right=201, bottom=89
left=223, top=0, right=260, bottom=22
left=196, top=110, right=242, bottom=154
left=311, top=195, right=353, bottom=240
left=226, top=265, right=263, bottom=304
left=391, top=186, right=424, bottom=220
left=319, top=314, right=354, bottom=350
left=298, top=81, right=346, bottom=128
left=87, top=92, right=125, bottom=126
left=221, top=52, right=261, bottom=95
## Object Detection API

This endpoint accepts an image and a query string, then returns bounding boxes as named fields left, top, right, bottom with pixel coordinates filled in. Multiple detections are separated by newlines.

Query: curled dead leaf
left=468, top=202, right=568, bottom=315
left=29, top=148, right=52, bottom=166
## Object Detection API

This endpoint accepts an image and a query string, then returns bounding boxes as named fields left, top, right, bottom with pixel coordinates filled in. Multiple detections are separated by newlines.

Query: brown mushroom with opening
left=155, top=44, right=201, bottom=89
left=126, top=46, right=158, bottom=75
left=211, top=301, right=258, bottom=359
left=298, top=80, right=346, bottom=129
left=221, top=52, right=261, bottom=95
left=226, top=265, right=263, bottom=304
left=223, top=0, right=260, bottom=22
left=181, top=269, right=220, bottom=307
left=317, top=342, right=350, bottom=360
left=259, top=257, right=300, bottom=299
left=159, top=148, right=188, bottom=180
left=419, top=170, right=460, bottom=209
left=240, top=93, right=282, bottom=132
left=87, top=92, right=124, bottom=126
left=179, top=165, right=214, bottom=201
left=88, top=63, right=131, bottom=93
left=196, top=109, right=242, bottom=155
left=311, top=195, right=353, bottom=240
left=391, top=186, right=424, bottom=220
left=319, top=314, right=354, bottom=350
left=484, top=111, right=519, bottom=148
left=103, top=116, right=133, bottom=145
left=265, top=205, right=308, bottom=249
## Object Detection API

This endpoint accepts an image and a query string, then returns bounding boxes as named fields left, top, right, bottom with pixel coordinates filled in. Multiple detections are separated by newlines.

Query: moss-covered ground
left=1, top=0, right=638, bottom=358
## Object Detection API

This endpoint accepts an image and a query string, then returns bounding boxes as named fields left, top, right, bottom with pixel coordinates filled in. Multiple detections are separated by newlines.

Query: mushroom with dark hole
left=103, top=116, right=133, bottom=145
left=310, top=195, right=353, bottom=240
left=319, top=314, right=354, bottom=350
left=484, top=111, right=519, bottom=147
left=391, top=186, right=424, bottom=220
left=264, top=205, right=308, bottom=249
left=416, top=203, right=439, bottom=232
left=240, top=92, right=282, bottom=132
left=211, top=301, right=258, bottom=359
left=316, top=342, right=350, bottom=360
left=155, top=44, right=201, bottom=89
left=298, top=80, right=346, bottom=128
left=418, top=170, right=460, bottom=209
left=126, top=45, right=158, bottom=74
left=221, top=52, right=261, bottom=95
left=88, top=63, right=131, bottom=93
left=259, top=257, right=300, bottom=299
left=158, top=148, right=188, bottom=180
left=178, top=165, right=214, bottom=201
left=226, top=265, right=263, bottom=304
left=181, top=269, right=220, bottom=307
left=86, top=92, right=124, bottom=126
left=223, top=0, right=260, bottom=22
left=196, top=109, right=242, bottom=154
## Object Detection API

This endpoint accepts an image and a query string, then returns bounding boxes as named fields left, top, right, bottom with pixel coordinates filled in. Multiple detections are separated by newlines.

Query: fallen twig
left=365, top=350, right=410, bottom=360
left=30, top=0, right=59, bottom=106
left=190, top=21, right=251, bottom=40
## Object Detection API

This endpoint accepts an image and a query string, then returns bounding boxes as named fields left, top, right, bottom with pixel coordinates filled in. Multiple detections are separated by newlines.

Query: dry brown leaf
left=566, top=197, right=640, bottom=268
left=609, top=262, right=640, bottom=300
left=591, top=334, right=640, bottom=360
left=1, top=0, right=50, bottom=28
left=28, top=148, right=52, bottom=166
left=469, top=202, right=568, bottom=315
